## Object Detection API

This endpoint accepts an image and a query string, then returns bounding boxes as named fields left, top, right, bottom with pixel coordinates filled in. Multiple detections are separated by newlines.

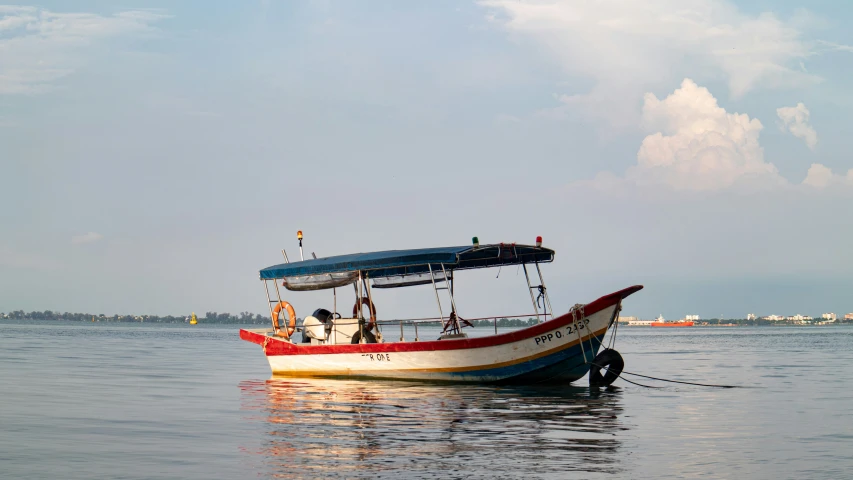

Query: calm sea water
left=1, top=321, right=851, bottom=479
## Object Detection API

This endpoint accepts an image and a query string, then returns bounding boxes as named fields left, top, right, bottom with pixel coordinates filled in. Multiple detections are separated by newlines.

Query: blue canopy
left=259, top=244, right=555, bottom=280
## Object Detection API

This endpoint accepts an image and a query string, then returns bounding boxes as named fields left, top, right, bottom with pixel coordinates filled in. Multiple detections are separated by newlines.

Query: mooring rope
left=619, top=370, right=745, bottom=388
left=616, top=375, right=662, bottom=389
left=589, top=361, right=746, bottom=389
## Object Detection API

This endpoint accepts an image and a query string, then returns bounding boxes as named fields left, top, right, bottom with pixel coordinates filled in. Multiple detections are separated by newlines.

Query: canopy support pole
left=263, top=280, right=277, bottom=334
left=364, top=272, right=379, bottom=336
left=358, top=271, right=365, bottom=344
left=428, top=264, right=444, bottom=326
left=440, top=264, right=459, bottom=334
left=522, top=263, right=542, bottom=323
left=272, top=277, right=291, bottom=341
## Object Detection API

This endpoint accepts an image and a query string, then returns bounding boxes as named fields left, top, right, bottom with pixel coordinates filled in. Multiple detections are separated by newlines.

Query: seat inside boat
left=301, top=308, right=376, bottom=345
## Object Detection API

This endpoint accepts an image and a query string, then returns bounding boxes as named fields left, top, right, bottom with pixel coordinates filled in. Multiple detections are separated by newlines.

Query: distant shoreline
left=2, top=314, right=850, bottom=327
left=620, top=323, right=850, bottom=327
left=0, top=311, right=270, bottom=324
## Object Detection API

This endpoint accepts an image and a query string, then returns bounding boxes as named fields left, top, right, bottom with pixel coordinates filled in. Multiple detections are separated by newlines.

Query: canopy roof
left=260, top=244, right=555, bottom=282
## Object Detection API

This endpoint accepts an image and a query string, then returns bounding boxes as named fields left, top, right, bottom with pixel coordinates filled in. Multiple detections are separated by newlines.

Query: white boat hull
left=240, top=286, right=641, bottom=384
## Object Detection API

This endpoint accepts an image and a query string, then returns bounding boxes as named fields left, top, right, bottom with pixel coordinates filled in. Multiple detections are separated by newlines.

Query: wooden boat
left=240, top=236, right=642, bottom=384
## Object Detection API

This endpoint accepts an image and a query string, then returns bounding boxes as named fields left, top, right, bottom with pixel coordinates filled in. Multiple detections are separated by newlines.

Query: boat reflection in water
left=239, top=377, right=628, bottom=478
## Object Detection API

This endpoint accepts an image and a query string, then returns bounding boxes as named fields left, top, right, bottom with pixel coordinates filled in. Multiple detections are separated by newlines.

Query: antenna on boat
left=281, top=249, right=290, bottom=263
left=297, top=230, right=304, bottom=261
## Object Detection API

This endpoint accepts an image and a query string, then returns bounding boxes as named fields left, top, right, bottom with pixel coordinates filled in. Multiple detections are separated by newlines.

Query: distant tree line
left=1, top=310, right=270, bottom=324
left=469, top=317, right=539, bottom=327
left=1, top=311, right=541, bottom=327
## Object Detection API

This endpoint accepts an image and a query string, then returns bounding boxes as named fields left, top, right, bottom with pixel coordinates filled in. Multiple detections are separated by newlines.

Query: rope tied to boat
left=588, top=361, right=747, bottom=389
left=536, top=285, right=546, bottom=309
left=570, top=303, right=588, bottom=364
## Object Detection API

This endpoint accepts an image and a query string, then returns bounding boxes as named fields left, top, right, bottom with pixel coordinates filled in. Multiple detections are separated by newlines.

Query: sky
left=2, top=0, right=853, bottom=320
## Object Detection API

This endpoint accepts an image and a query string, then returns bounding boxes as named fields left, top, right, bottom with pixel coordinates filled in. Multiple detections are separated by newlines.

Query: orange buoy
left=272, top=301, right=297, bottom=338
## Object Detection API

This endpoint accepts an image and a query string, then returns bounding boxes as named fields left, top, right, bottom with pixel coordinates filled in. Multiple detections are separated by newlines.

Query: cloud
left=816, top=40, right=853, bottom=53
left=494, top=113, right=521, bottom=124
left=625, top=79, right=783, bottom=190
left=0, top=6, right=168, bottom=94
left=480, top=0, right=818, bottom=126
left=71, top=232, right=104, bottom=245
left=802, top=164, right=853, bottom=188
left=575, top=80, right=850, bottom=192
left=776, top=102, right=818, bottom=149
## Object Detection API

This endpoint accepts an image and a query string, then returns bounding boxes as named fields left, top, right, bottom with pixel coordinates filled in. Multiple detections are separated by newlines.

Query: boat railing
left=301, top=312, right=552, bottom=341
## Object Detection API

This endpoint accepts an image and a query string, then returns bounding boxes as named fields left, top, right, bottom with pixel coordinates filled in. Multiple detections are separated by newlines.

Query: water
left=1, top=321, right=851, bottom=479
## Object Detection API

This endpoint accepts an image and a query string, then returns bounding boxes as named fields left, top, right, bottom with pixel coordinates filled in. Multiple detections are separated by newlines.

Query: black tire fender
left=351, top=330, right=378, bottom=344
left=589, top=348, right=624, bottom=387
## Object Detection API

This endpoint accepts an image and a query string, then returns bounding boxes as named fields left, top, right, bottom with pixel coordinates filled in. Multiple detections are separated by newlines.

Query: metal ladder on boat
left=427, top=264, right=462, bottom=336
left=522, top=262, right=552, bottom=323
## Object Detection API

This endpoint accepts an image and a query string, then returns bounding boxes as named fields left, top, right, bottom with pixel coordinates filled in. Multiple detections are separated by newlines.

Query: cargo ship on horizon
left=651, top=314, right=694, bottom=327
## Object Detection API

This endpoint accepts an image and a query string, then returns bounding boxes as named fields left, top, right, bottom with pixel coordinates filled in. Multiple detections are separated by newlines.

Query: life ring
left=352, top=297, right=377, bottom=331
left=589, top=348, right=624, bottom=387
left=272, top=301, right=297, bottom=338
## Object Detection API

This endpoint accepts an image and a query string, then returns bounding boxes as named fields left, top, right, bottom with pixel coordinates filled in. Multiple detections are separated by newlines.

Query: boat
left=189, top=312, right=198, bottom=325
left=240, top=234, right=643, bottom=385
left=650, top=314, right=693, bottom=327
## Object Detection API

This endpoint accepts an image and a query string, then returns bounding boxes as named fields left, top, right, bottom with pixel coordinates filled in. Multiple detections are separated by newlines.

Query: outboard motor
left=312, top=308, right=333, bottom=324
left=302, top=316, right=327, bottom=343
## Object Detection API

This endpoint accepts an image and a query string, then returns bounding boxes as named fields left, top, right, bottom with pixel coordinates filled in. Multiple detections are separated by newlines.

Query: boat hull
left=240, top=285, right=642, bottom=384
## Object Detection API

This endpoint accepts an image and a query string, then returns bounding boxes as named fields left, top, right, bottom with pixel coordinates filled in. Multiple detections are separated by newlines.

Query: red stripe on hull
left=240, top=285, right=642, bottom=356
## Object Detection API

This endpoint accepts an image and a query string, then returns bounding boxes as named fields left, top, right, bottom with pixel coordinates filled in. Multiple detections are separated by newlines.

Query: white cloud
left=71, top=232, right=104, bottom=245
left=577, top=80, right=850, bottom=191
left=777, top=102, right=818, bottom=150
left=816, top=40, right=853, bottom=54
left=480, top=0, right=817, bottom=126
left=802, top=163, right=853, bottom=188
left=494, top=113, right=521, bottom=124
left=0, top=6, right=167, bottom=94
left=626, top=79, right=783, bottom=190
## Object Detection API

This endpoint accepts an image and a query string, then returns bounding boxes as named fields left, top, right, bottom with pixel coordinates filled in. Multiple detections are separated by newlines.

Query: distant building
left=618, top=316, right=638, bottom=323
left=747, top=313, right=756, bottom=321
left=845, top=313, right=853, bottom=321
left=684, top=314, right=700, bottom=321
left=787, top=314, right=812, bottom=322
left=762, top=315, right=785, bottom=321
left=821, top=313, right=837, bottom=321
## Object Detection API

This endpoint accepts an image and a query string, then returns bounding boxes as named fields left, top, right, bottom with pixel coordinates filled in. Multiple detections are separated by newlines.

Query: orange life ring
left=272, top=301, right=297, bottom=338
left=352, top=297, right=377, bottom=331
